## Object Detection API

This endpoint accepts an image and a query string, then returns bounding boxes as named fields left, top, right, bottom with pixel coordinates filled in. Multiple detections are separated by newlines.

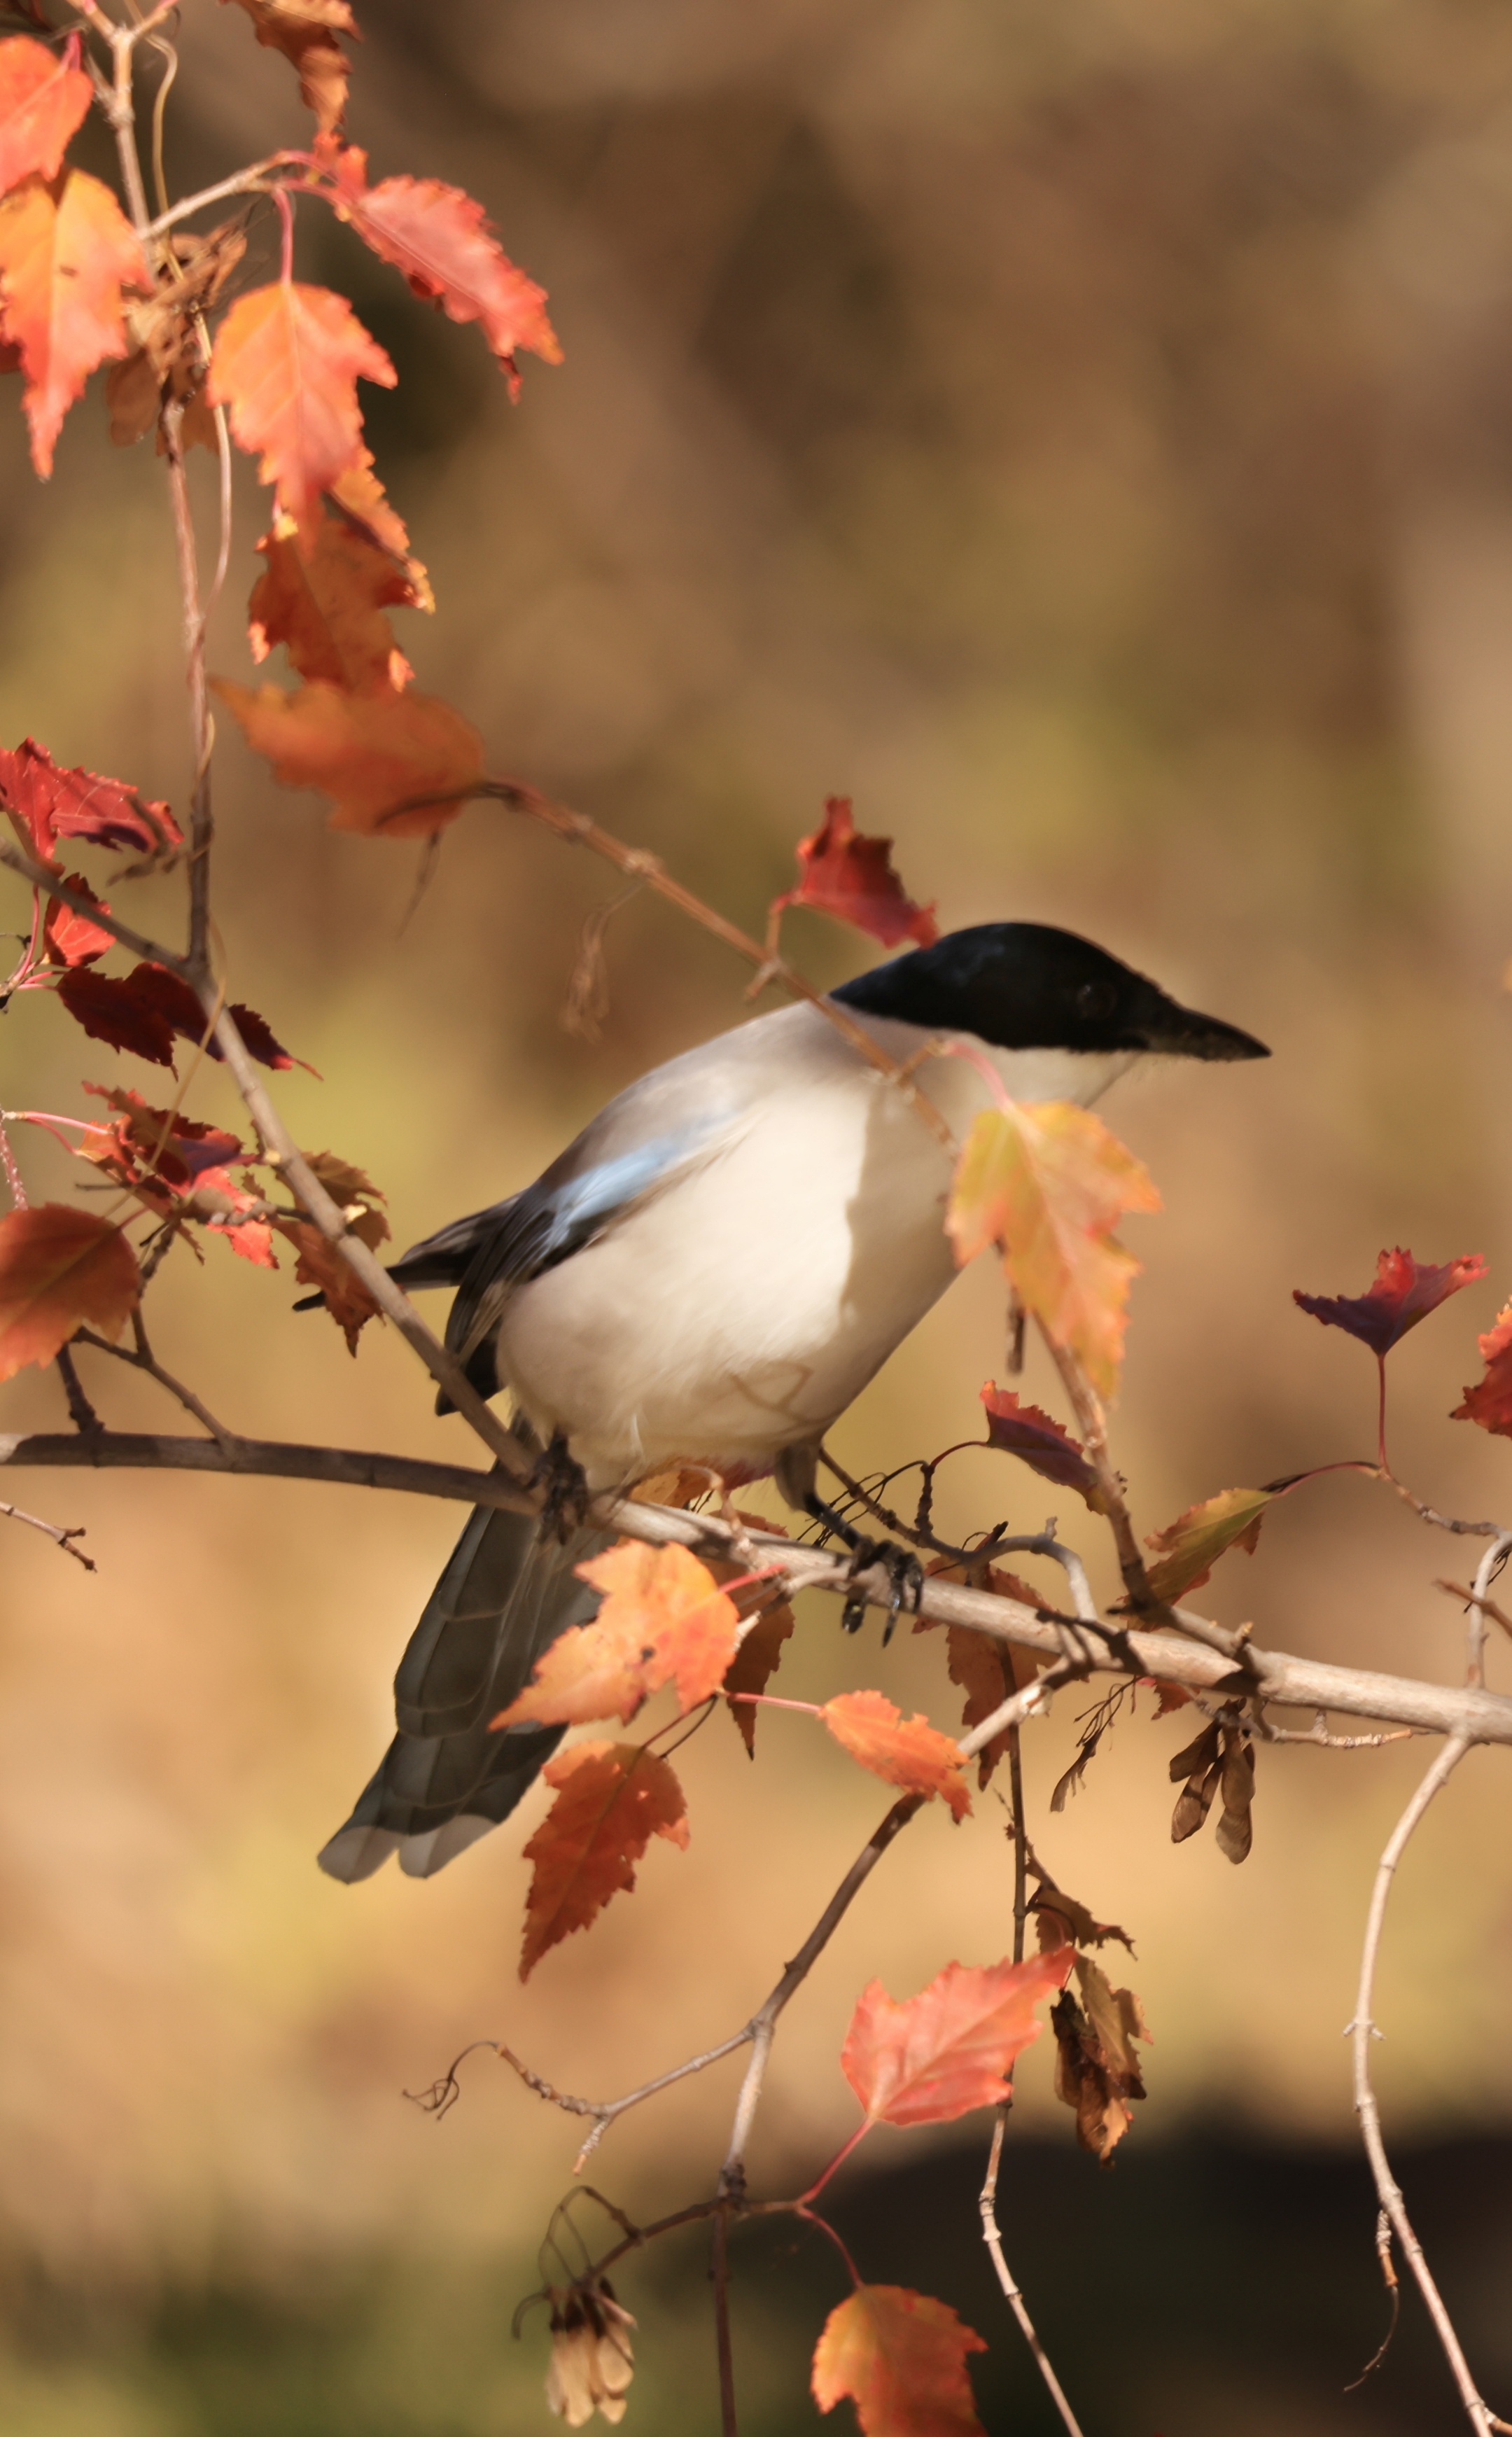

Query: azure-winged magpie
left=318, top=921, right=1266, bottom=1882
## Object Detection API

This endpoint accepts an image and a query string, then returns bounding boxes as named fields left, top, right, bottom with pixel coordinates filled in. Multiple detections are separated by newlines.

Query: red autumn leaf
left=57, top=965, right=178, bottom=1065
left=315, top=141, right=561, bottom=397
left=722, top=1595, right=796, bottom=1754
left=771, top=795, right=938, bottom=952
left=218, top=0, right=355, bottom=135
left=79, top=1081, right=242, bottom=1188
left=0, top=34, right=92, bottom=196
left=979, top=1383, right=1103, bottom=1507
left=224, top=998, right=304, bottom=1072
left=1295, top=1248, right=1488, bottom=1359
left=812, top=2287, right=986, bottom=2437
left=0, top=736, right=180, bottom=858
left=1142, top=1483, right=1274, bottom=1605
left=0, top=1201, right=138, bottom=1381
left=326, top=453, right=432, bottom=606
left=272, top=1217, right=379, bottom=1350
left=52, top=961, right=299, bottom=1075
left=946, top=1101, right=1161, bottom=1402
left=943, top=1617, right=1039, bottom=1789
left=212, top=676, right=483, bottom=836
left=42, top=869, right=111, bottom=966
left=1452, top=1299, right=1512, bottom=1437
left=841, top=1951, right=1071, bottom=2127
left=248, top=508, right=424, bottom=692
left=0, top=168, right=151, bottom=475
left=519, top=1740, right=689, bottom=1979
left=818, top=1689, right=972, bottom=1821
left=496, top=1540, right=740, bottom=1728
left=206, top=280, right=395, bottom=536
left=187, top=1168, right=277, bottom=1267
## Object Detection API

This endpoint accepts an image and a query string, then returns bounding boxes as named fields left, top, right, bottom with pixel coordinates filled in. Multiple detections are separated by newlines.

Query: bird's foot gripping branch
left=2, top=8, right=1512, bottom=2433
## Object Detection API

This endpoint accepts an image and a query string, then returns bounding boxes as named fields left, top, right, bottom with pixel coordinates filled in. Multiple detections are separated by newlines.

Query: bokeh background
left=6, top=0, right=1512, bottom=2427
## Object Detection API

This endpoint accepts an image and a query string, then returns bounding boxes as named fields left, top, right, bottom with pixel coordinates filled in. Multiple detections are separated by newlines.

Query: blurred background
left=5, top=0, right=1512, bottom=2426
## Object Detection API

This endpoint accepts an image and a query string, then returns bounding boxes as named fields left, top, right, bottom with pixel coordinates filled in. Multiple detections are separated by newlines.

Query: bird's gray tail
left=317, top=1462, right=608, bottom=1883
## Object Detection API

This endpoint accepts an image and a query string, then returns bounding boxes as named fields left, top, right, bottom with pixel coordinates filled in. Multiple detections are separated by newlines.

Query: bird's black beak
left=1145, top=996, right=1270, bottom=1062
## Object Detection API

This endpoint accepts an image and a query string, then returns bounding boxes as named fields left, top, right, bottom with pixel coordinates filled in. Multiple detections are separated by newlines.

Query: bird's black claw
left=531, top=1428, right=591, bottom=1542
left=840, top=1537, right=925, bottom=1642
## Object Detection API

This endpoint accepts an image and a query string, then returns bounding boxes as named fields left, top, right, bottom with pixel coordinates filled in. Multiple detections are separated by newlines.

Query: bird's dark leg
left=803, top=1492, right=924, bottom=1645
left=531, top=1428, right=592, bottom=1543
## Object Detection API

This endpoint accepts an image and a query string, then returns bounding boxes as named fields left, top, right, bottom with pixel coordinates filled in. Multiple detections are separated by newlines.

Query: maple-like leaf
left=946, top=1101, right=1161, bottom=1402
left=813, top=2287, right=986, bottom=2437
left=841, top=1952, right=1072, bottom=2127
left=771, top=795, right=938, bottom=952
left=0, top=169, right=151, bottom=475
left=1028, top=1886, right=1135, bottom=1956
left=1142, top=1483, right=1273, bottom=1607
left=316, top=141, right=561, bottom=398
left=0, top=35, right=91, bottom=196
left=0, top=1202, right=139, bottom=1380
left=519, top=1741, right=689, bottom=1979
left=206, top=280, right=395, bottom=536
left=219, top=0, right=355, bottom=134
left=1051, top=1955, right=1151, bottom=2163
left=80, top=1082, right=242, bottom=1186
left=211, top=676, right=483, bottom=836
left=326, top=454, right=432, bottom=606
left=1453, top=1300, right=1512, bottom=1437
left=497, top=1540, right=740, bottom=1727
left=943, top=1618, right=1038, bottom=1789
left=1295, top=1248, right=1487, bottom=1358
left=979, top=1383, right=1103, bottom=1507
left=249, top=508, right=424, bottom=692
left=272, top=1218, right=379, bottom=1350
left=722, top=1597, right=796, bottom=1754
left=819, top=1688, right=972, bottom=1820
left=54, top=959, right=299, bottom=1073
left=0, top=737, right=180, bottom=858
left=41, top=869, right=111, bottom=966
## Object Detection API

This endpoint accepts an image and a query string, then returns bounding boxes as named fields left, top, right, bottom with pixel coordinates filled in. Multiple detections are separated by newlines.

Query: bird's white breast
left=493, top=1005, right=1134, bottom=1488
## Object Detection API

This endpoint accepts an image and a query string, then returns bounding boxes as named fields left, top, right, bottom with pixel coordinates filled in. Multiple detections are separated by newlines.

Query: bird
left=317, top=920, right=1266, bottom=1883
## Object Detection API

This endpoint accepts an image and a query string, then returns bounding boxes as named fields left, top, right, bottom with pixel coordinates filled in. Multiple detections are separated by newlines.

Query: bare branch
left=0, top=1498, right=94, bottom=1569
left=74, top=1317, right=240, bottom=1451
left=978, top=2113, right=1086, bottom=2437
left=1349, top=1737, right=1510, bottom=2434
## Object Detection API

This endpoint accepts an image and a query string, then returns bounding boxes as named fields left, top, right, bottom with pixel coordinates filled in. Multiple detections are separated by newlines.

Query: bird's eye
left=1075, top=980, right=1117, bottom=1021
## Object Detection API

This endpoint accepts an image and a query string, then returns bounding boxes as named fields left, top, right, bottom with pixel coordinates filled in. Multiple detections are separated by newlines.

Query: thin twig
left=54, top=1346, right=102, bottom=1434
left=978, top=2113, right=1086, bottom=2437
left=0, top=1499, right=94, bottom=1569
left=1349, top=1736, right=1511, bottom=2434
left=74, top=1316, right=240, bottom=1452
left=158, top=396, right=215, bottom=979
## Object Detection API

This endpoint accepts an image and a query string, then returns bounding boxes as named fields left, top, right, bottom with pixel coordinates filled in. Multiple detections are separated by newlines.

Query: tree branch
left=4, top=1429, right=1512, bottom=1744
left=1350, top=1738, right=1512, bottom=2435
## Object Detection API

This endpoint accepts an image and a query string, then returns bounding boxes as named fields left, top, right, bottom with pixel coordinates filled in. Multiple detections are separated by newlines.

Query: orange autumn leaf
left=819, top=1689, right=972, bottom=1820
left=0, top=169, right=151, bottom=476
left=219, top=0, right=355, bottom=134
left=812, top=2286, right=986, bottom=2437
left=272, top=1218, right=381, bottom=1352
left=841, top=1952, right=1072, bottom=2127
left=326, top=453, right=431, bottom=606
left=946, top=1099, right=1161, bottom=1401
left=519, top=1741, right=688, bottom=1979
left=1452, top=1299, right=1512, bottom=1437
left=0, top=34, right=92, bottom=196
left=1142, top=1483, right=1274, bottom=1606
left=722, top=1596, right=796, bottom=1754
left=248, top=508, right=424, bottom=692
left=944, top=1619, right=1039, bottom=1789
left=0, top=1202, right=139, bottom=1380
left=317, top=141, right=560, bottom=396
left=211, top=677, right=482, bottom=837
left=495, top=1539, right=740, bottom=1728
left=206, top=279, right=394, bottom=536
left=772, top=795, right=938, bottom=951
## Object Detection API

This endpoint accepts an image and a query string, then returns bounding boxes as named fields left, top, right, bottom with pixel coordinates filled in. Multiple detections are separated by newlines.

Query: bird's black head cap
left=830, top=923, right=1268, bottom=1061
